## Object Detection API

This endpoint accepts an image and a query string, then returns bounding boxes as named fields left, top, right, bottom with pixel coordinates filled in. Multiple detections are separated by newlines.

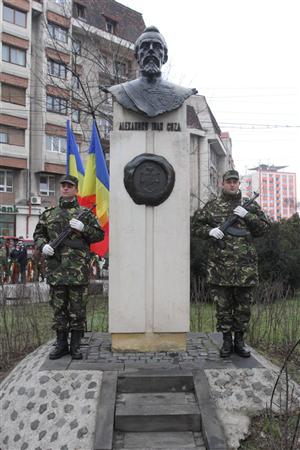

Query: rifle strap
left=62, top=239, right=88, bottom=250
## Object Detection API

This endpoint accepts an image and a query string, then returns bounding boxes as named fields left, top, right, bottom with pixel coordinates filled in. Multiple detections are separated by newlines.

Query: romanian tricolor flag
left=81, top=121, right=109, bottom=257
left=66, top=120, right=85, bottom=198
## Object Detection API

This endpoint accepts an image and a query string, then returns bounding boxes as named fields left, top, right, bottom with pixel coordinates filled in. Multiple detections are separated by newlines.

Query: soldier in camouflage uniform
left=33, top=175, right=104, bottom=360
left=191, top=169, right=269, bottom=358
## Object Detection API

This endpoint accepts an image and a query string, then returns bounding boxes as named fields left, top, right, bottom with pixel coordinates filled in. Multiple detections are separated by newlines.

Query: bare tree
left=30, top=0, right=140, bottom=149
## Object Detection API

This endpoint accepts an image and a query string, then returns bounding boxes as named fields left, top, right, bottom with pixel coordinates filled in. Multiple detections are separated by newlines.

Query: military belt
left=226, top=226, right=250, bottom=237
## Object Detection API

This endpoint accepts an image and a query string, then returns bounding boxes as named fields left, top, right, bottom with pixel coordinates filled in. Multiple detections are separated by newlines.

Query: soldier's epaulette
left=41, top=206, right=57, bottom=216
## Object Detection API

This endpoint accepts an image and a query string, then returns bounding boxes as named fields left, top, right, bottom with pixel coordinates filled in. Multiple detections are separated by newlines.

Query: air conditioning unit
left=30, top=196, right=41, bottom=205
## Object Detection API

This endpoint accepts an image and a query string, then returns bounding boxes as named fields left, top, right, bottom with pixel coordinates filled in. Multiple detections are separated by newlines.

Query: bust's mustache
left=141, top=54, right=160, bottom=69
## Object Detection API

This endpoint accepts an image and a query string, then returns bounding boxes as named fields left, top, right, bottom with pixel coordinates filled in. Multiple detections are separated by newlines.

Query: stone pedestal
left=109, top=102, right=190, bottom=351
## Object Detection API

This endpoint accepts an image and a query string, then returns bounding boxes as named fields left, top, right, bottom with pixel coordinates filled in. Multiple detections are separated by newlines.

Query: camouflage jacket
left=191, top=190, right=270, bottom=287
left=33, top=197, right=104, bottom=286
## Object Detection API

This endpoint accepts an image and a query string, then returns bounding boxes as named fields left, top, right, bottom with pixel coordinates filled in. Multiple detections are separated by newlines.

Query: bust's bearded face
left=137, top=38, right=165, bottom=77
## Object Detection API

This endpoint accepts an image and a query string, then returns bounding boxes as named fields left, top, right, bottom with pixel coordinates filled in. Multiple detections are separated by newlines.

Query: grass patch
left=239, top=412, right=300, bottom=450
left=190, top=302, right=215, bottom=332
left=1, top=285, right=299, bottom=383
left=86, top=294, right=108, bottom=332
left=0, top=287, right=108, bottom=379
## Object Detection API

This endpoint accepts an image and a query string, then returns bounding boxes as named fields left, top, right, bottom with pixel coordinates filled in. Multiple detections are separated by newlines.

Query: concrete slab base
left=113, top=431, right=206, bottom=449
left=111, top=332, right=187, bottom=352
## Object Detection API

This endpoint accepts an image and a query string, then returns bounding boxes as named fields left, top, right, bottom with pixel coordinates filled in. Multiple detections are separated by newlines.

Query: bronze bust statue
left=108, top=26, right=197, bottom=118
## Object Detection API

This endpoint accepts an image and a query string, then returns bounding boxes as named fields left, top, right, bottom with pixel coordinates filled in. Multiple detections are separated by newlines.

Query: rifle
left=49, top=204, right=96, bottom=250
left=213, top=192, right=259, bottom=248
left=219, top=191, right=260, bottom=236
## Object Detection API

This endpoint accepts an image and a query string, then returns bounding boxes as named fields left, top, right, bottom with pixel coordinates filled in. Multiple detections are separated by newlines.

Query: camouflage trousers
left=209, top=285, right=254, bottom=333
left=49, top=285, right=88, bottom=332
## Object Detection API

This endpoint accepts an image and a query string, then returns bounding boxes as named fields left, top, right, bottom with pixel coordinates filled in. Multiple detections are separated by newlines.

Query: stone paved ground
left=1, top=333, right=299, bottom=450
left=40, top=332, right=262, bottom=372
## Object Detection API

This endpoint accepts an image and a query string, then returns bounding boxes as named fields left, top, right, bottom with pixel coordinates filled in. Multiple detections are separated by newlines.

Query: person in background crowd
left=10, top=239, right=28, bottom=284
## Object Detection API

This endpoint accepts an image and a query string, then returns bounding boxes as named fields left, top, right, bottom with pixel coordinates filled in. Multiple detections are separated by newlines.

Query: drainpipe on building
left=26, top=94, right=32, bottom=239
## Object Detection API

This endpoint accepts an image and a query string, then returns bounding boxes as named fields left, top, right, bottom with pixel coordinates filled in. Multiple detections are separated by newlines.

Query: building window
left=73, top=3, right=86, bottom=20
left=71, top=109, right=80, bottom=123
left=0, top=125, right=25, bottom=146
left=0, top=131, right=9, bottom=143
left=210, top=148, right=218, bottom=168
left=47, top=59, right=67, bottom=78
left=0, top=170, right=13, bottom=193
left=2, top=44, right=26, bottom=66
left=100, top=89, right=112, bottom=105
left=71, top=75, right=80, bottom=89
left=46, top=95, right=68, bottom=114
left=99, top=118, right=111, bottom=139
left=0, top=170, right=13, bottom=192
left=46, top=135, right=67, bottom=153
left=114, top=61, right=127, bottom=77
left=105, top=18, right=116, bottom=34
left=40, top=175, right=55, bottom=196
left=54, top=0, right=66, bottom=4
left=0, top=214, right=15, bottom=236
left=48, top=22, right=68, bottom=43
left=1, top=84, right=26, bottom=106
left=3, top=5, right=26, bottom=27
left=72, top=39, right=81, bottom=55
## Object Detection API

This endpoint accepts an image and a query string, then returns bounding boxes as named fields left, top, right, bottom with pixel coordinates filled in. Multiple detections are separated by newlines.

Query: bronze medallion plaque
left=124, top=153, right=175, bottom=206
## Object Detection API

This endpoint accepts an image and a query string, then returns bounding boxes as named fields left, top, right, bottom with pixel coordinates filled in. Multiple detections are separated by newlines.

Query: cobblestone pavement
left=41, top=332, right=262, bottom=372
left=0, top=344, right=103, bottom=450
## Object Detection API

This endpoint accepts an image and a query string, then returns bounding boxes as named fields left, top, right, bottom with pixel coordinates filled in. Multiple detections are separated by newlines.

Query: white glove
left=69, top=218, right=84, bottom=232
left=42, top=244, right=54, bottom=256
left=234, top=206, right=248, bottom=218
left=209, top=227, right=224, bottom=240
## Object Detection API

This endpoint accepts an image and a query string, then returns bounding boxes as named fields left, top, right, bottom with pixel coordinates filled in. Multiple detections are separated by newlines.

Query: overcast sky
left=120, top=0, right=300, bottom=199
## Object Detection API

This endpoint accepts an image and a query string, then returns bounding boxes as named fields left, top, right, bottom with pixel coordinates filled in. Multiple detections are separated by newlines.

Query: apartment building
left=241, top=164, right=297, bottom=221
left=188, top=95, right=234, bottom=214
left=0, top=0, right=145, bottom=238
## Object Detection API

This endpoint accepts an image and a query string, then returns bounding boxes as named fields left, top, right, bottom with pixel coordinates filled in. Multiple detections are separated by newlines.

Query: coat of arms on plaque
left=124, top=154, right=175, bottom=206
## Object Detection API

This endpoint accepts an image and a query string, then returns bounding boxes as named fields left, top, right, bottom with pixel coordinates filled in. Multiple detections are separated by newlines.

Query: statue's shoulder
left=108, top=83, right=126, bottom=95
left=108, top=81, right=139, bottom=112
left=162, top=79, right=198, bottom=97
left=108, top=77, right=197, bottom=117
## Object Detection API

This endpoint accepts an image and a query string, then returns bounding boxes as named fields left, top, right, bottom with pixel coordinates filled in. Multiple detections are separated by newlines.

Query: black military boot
left=70, top=330, right=83, bottom=360
left=234, top=332, right=251, bottom=357
left=49, top=331, right=69, bottom=360
left=220, top=332, right=233, bottom=358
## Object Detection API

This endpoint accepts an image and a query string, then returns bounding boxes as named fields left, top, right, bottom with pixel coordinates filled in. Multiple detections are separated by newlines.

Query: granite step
left=113, top=431, right=206, bottom=449
left=115, top=392, right=201, bottom=432
left=117, top=370, right=194, bottom=393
